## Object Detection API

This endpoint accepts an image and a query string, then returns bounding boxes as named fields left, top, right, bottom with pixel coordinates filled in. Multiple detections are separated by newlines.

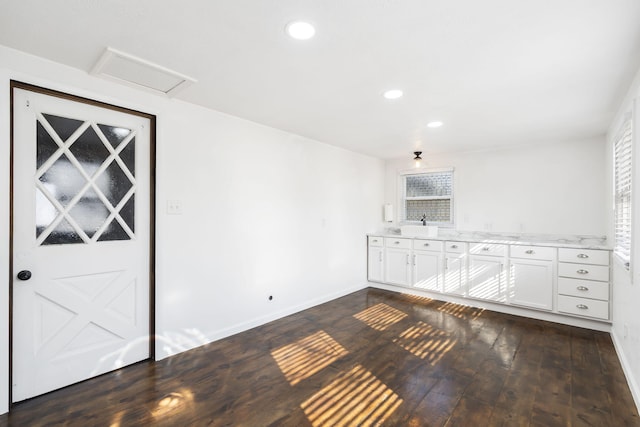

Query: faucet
left=421, top=213, right=427, bottom=226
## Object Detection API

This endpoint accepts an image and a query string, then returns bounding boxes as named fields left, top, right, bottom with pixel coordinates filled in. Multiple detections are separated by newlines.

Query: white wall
left=608, top=66, right=640, bottom=410
left=0, top=45, right=385, bottom=414
left=384, top=139, right=607, bottom=236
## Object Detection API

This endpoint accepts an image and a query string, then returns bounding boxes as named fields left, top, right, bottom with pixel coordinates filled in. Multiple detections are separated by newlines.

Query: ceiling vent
left=90, top=47, right=196, bottom=97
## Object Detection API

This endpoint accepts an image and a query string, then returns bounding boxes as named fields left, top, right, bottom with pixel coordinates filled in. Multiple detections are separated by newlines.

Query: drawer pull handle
left=577, top=253, right=589, bottom=259
left=451, top=245, right=458, bottom=249
left=482, top=247, right=490, bottom=251
left=372, top=240, right=378, bottom=243
left=424, top=243, right=430, bottom=247
left=576, top=304, right=589, bottom=310
left=394, top=241, right=400, bottom=245
left=577, top=286, right=589, bottom=291
left=576, top=269, right=589, bottom=275
left=525, top=250, right=535, bottom=254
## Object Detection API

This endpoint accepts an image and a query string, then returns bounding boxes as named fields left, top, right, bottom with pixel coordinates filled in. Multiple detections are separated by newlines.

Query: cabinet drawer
left=557, top=295, right=609, bottom=320
left=469, top=243, right=506, bottom=257
left=558, top=263, right=609, bottom=282
left=384, top=237, right=412, bottom=249
left=413, top=239, right=444, bottom=252
left=558, top=277, right=609, bottom=301
left=368, top=236, right=383, bottom=247
left=510, top=245, right=556, bottom=261
left=445, top=241, right=465, bottom=254
left=558, top=248, right=609, bottom=266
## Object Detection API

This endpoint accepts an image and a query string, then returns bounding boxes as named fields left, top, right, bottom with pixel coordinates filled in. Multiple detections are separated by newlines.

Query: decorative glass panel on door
left=35, top=113, right=136, bottom=245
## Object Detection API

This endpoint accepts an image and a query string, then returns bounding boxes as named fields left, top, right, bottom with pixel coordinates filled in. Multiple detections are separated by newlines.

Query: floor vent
left=90, top=47, right=196, bottom=96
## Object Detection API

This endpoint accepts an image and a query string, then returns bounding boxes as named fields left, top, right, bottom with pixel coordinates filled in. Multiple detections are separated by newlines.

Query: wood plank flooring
left=2, top=288, right=639, bottom=426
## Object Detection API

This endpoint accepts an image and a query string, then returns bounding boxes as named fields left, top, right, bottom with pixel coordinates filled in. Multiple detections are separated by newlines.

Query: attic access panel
left=91, top=47, right=196, bottom=96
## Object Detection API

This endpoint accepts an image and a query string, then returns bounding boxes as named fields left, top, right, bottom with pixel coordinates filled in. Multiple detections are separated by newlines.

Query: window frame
left=613, top=112, right=633, bottom=270
left=398, top=167, right=455, bottom=227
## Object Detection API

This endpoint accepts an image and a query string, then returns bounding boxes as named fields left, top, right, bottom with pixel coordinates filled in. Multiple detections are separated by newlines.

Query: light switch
left=167, top=199, right=183, bottom=215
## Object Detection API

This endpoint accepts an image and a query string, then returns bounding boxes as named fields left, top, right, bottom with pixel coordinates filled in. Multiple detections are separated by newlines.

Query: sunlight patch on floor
left=437, top=301, right=484, bottom=320
left=271, top=330, right=348, bottom=386
left=353, top=303, right=408, bottom=331
left=301, top=364, right=403, bottom=426
left=394, top=321, right=457, bottom=365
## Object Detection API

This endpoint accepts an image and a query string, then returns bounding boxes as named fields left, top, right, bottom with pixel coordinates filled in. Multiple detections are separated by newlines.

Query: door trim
left=8, top=80, right=156, bottom=407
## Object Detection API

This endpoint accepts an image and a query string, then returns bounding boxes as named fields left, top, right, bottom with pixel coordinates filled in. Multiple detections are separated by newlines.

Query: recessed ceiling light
left=383, top=89, right=403, bottom=100
left=427, top=121, right=443, bottom=128
left=286, top=21, right=316, bottom=40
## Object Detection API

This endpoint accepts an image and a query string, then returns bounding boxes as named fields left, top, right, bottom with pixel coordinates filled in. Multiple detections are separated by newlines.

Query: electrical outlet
left=167, top=199, right=183, bottom=215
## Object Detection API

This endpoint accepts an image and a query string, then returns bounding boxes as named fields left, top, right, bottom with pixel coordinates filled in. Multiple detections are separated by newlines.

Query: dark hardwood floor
left=2, top=288, right=639, bottom=426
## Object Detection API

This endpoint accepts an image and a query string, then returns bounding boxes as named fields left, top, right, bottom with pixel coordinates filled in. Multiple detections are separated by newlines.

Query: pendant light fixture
left=413, top=151, right=422, bottom=168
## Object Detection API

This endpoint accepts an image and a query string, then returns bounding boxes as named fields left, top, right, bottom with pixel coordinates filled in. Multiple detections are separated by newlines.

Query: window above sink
left=399, top=168, right=454, bottom=227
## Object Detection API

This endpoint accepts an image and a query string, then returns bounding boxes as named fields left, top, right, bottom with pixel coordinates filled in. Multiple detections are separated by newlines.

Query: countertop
left=368, top=228, right=610, bottom=250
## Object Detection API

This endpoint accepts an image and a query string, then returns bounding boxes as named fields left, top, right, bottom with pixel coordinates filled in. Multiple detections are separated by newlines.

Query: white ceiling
left=2, top=0, right=640, bottom=159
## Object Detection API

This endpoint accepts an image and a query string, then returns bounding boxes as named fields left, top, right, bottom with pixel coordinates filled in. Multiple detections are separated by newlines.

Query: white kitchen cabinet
left=367, top=236, right=384, bottom=282
left=443, top=241, right=466, bottom=295
left=468, top=255, right=506, bottom=302
left=444, top=254, right=465, bottom=295
left=385, top=247, right=412, bottom=286
left=366, top=234, right=612, bottom=325
left=384, top=238, right=412, bottom=287
left=509, top=258, right=554, bottom=310
left=413, top=250, right=442, bottom=292
left=557, top=248, right=610, bottom=320
left=368, top=247, right=384, bottom=282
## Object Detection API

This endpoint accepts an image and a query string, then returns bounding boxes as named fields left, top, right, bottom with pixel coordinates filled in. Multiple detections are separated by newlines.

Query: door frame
left=8, top=80, right=156, bottom=406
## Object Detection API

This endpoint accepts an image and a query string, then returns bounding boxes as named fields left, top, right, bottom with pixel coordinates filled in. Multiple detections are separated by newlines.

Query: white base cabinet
left=557, top=248, right=610, bottom=320
left=509, top=258, right=554, bottom=310
left=367, top=237, right=384, bottom=282
left=468, top=255, right=506, bottom=302
left=413, top=250, right=442, bottom=292
left=367, top=235, right=612, bottom=323
left=443, top=242, right=466, bottom=295
left=368, top=247, right=384, bottom=282
left=384, top=238, right=412, bottom=286
left=444, top=254, right=466, bottom=295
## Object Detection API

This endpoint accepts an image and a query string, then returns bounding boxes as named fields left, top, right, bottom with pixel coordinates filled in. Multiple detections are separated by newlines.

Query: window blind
left=614, top=114, right=633, bottom=267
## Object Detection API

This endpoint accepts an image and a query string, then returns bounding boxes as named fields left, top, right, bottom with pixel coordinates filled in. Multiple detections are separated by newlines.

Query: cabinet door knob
left=525, top=250, right=535, bottom=254
left=577, top=253, right=589, bottom=259
left=577, top=286, right=589, bottom=291
left=576, top=304, right=589, bottom=310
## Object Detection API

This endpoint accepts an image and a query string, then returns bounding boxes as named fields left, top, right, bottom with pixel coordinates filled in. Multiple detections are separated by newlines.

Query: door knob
left=17, top=270, right=31, bottom=281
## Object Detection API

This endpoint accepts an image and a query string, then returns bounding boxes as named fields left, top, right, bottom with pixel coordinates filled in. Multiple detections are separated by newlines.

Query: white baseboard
left=610, top=330, right=640, bottom=414
left=155, top=283, right=368, bottom=360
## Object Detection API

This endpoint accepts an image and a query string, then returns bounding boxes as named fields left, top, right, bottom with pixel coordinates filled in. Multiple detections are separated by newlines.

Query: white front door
left=12, top=86, right=153, bottom=402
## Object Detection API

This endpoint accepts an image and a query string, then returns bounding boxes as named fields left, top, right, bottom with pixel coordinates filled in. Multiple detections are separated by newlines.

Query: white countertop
left=368, top=228, right=610, bottom=250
